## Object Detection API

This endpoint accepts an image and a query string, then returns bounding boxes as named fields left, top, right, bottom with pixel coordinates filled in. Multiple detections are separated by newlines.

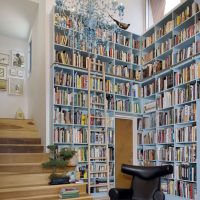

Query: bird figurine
left=109, top=14, right=130, bottom=30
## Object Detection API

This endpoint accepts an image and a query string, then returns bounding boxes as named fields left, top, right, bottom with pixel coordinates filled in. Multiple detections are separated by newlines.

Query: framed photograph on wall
left=8, top=78, right=23, bottom=95
left=0, top=79, right=7, bottom=91
left=10, top=68, right=17, bottom=76
left=12, top=51, right=24, bottom=68
left=0, top=53, right=9, bottom=66
left=0, top=66, right=7, bottom=79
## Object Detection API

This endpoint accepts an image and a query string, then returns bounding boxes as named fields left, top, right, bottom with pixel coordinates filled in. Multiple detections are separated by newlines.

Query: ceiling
left=0, top=0, right=38, bottom=41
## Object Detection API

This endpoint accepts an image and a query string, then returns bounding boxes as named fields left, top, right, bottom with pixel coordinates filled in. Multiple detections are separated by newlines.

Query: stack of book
left=59, top=187, right=79, bottom=199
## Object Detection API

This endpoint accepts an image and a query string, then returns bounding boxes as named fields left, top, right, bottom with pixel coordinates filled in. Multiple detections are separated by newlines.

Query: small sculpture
left=109, top=14, right=130, bottom=30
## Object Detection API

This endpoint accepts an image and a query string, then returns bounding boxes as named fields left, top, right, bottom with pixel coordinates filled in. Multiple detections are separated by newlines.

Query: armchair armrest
left=109, top=188, right=132, bottom=200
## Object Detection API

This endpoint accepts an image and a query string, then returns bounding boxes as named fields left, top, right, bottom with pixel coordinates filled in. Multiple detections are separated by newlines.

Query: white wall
left=0, top=35, right=28, bottom=119
left=27, top=1, right=47, bottom=145
left=122, top=0, right=146, bottom=35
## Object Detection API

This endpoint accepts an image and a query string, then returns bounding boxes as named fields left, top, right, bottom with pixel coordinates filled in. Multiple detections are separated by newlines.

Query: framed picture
left=8, top=78, right=23, bottom=95
left=0, top=53, right=9, bottom=65
left=0, top=66, right=7, bottom=79
left=12, top=51, right=24, bottom=68
left=0, top=79, right=7, bottom=91
left=10, top=68, right=17, bottom=76
left=17, top=69, right=24, bottom=78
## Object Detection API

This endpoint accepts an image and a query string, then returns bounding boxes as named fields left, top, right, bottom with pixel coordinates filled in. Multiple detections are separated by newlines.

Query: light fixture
left=55, top=0, right=126, bottom=51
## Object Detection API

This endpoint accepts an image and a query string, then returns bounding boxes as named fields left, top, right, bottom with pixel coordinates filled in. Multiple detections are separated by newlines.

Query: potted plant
left=42, top=144, right=77, bottom=185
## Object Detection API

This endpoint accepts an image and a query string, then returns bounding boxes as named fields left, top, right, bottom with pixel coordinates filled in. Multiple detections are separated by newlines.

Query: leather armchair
left=109, top=164, right=173, bottom=200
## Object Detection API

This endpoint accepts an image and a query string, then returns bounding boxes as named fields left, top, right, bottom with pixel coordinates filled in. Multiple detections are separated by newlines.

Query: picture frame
left=17, top=69, right=24, bottom=78
left=0, top=79, right=7, bottom=91
left=10, top=68, right=17, bottom=76
left=12, top=51, right=24, bottom=68
left=0, top=66, right=7, bottom=79
left=0, top=53, right=9, bottom=66
left=8, top=78, right=23, bottom=95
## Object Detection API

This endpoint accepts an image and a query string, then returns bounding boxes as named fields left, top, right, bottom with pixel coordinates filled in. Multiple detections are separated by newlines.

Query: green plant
left=42, top=145, right=76, bottom=178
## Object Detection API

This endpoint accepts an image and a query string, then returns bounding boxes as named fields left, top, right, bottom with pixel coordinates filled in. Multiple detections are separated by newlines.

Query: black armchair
left=109, top=164, right=173, bottom=200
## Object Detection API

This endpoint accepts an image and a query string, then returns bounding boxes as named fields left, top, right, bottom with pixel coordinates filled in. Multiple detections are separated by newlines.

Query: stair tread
left=4, top=194, right=93, bottom=200
left=0, top=183, right=87, bottom=193
left=0, top=144, right=43, bottom=146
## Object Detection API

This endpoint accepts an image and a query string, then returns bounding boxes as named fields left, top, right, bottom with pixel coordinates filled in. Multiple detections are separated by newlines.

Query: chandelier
left=55, top=0, right=126, bottom=52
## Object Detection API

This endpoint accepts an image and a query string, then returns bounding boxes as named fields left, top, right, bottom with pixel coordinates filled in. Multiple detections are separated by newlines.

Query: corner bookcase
left=137, top=0, right=200, bottom=199
left=51, top=0, right=200, bottom=199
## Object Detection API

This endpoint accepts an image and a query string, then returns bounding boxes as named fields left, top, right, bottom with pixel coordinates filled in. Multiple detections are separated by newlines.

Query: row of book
left=175, top=164, right=196, bottom=181
left=115, top=33, right=131, bottom=47
left=90, top=76, right=104, bottom=91
left=156, top=20, right=174, bottom=40
left=54, top=13, right=73, bottom=29
left=175, top=181, right=196, bottom=199
left=161, top=179, right=174, bottom=195
left=156, top=38, right=173, bottom=57
left=55, top=32, right=73, bottom=47
left=74, top=92, right=88, bottom=107
left=156, top=73, right=173, bottom=92
left=157, top=146, right=174, bottom=161
left=137, top=128, right=174, bottom=145
left=54, top=87, right=73, bottom=106
left=76, top=147, right=88, bottom=162
left=141, top=81, right=155, bottom=97
left=158, top=108, right=174, bottom=127
left=174, top=63, right=196, bottom=86
left=90, top=132, right=105, bottom=144
left=143, top=131, right=156, bottom=144
left=90, top=163, right=107, bottom=172
left=142, top=49, right=154, bottom=64
left=90, top=146, right=106, bottom=158
left=157, top=128, right=174, bottom=144
left=174, top=24, right=195, bottom=46
left=54, top=71, right=73, bottom=87
left=74, top=128, right=88, bottom=144
left=174, top=83, right=196, bottom=105
left=54, top=108, right=73, bottom=124
left=174, top=103, right=196, bottom=123
left=175, top=145, right=196, bottom=162
left=142, top=113, right=156, bottom=129
left=175, top=2, right=198, bottom=26
left=175, top=125, right=196, bottom=143
left=115, top=50, right=139, bottom=64
left=174, top=43, right=195, bottom=64
left=142, top=33, right=155, bottom=49
left=106, top=65, right=139, bottom=80
left=54, top=127, right=73, bottom=143
left=156, top=90, right=174, bottom=110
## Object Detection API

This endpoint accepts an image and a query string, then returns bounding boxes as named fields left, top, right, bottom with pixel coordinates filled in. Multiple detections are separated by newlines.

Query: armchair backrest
left=121, top=164, right=173, bottom=200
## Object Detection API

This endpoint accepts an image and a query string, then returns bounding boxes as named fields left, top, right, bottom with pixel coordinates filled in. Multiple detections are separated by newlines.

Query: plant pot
left=49, top=176, right=70, bottom=185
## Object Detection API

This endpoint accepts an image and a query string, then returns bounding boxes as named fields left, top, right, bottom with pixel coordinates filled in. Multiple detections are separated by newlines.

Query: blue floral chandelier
left=56, top=0, right=126, bottom=51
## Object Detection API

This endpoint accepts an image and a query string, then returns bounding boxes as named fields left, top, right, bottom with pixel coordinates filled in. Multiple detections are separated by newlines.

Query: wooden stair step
left=0, top=119, right=38, bottom=132
left=0, top=153, right=49, bottom=164
left=0, top=163, right=75, bottom=173
left=0, top=137, right=41, bottom=144
left=0, top=144, right=44, bottom=153
left=0, top=130, right=40, bottom=138
left=0, top=183, right=88, bottom=199
left=4, top=193, right=93, bottom=200
left=0, top=173, right=50, bottom=189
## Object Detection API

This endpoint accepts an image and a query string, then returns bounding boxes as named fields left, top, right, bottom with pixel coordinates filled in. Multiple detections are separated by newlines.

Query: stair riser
left=0, top=146, right=44, bottom=153
left=0, top=153, right=49, bottom=164
left=0, top=184, right=87, bottom=199
left=0, top=138, right=41, bottom=144
left=0, top=173, right=50, bottom=189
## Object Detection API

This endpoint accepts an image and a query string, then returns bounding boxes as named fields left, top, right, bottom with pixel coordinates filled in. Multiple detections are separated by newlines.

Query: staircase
left=0, top=119, right=93, bottom=200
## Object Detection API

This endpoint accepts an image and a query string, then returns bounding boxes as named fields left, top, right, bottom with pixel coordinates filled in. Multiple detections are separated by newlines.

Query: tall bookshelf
left=51, top=0, right=200, bottom=199
left=137, top=1, right=200, bottom=199
left=52, top=3, right=142, bottom=198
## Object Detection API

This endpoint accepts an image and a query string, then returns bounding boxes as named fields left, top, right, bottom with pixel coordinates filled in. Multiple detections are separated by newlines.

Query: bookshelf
left=52, top=0, right=200, bottom=199
left=52, top=4, right=142, bottom=198
left=137, top=1, right=200, bottom=199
